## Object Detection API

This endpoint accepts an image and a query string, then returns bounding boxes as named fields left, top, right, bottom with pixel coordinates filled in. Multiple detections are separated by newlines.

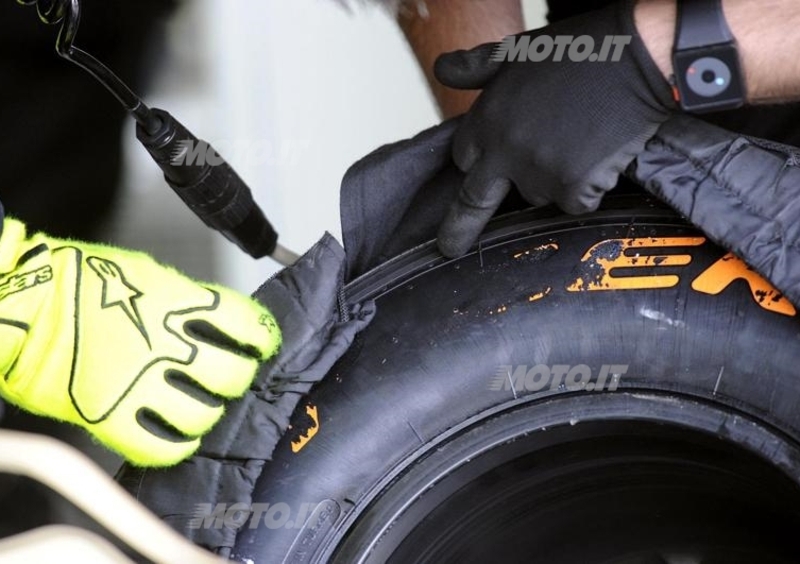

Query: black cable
left=16, top=0, right=290, bottom=261
left=17, top=0, right=161, bottom=135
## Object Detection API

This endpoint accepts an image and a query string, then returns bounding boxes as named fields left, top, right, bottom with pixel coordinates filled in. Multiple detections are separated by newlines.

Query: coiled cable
left=17, top=0, right=161, bottom=134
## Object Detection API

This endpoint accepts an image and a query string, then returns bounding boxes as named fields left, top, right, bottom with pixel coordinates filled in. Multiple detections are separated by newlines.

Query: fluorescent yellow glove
left=0, top=218, right=281, bottom=467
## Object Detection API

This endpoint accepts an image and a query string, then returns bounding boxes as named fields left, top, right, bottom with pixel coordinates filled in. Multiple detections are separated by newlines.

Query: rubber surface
left=231, top=192, right=800, bottom=563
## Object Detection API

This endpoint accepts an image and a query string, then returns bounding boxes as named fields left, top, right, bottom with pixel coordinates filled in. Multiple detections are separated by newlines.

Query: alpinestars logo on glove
left=87, top=257, right=151, bottom=348
left=0, top=265, right=52, bottom=301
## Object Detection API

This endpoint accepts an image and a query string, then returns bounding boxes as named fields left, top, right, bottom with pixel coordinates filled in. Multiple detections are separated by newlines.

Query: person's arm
left=431, top=0, right=800, bottom=258
left=636, top=0, right=800, bottom=103
left=397, top=0, right=524, bottom=117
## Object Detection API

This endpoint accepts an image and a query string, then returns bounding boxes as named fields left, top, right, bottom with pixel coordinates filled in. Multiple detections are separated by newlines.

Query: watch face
left=672, top=44, right=745, bottom=113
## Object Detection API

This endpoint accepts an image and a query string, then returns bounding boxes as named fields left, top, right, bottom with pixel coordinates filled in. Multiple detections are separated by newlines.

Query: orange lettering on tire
left=568, top=237, right=706, bottom=292
left=692, top=253, right=796, bottom=317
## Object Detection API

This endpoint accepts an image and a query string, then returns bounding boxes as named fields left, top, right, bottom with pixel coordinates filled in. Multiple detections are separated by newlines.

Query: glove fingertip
left=437, top=211, right=486, bottom=259
left=437, top=237, right=474, bottom=260
left=252, top=307, right=282, bottom=361
left=438, top=171, right=512, bottom=258
left=434, top=43, right=503, bottom=90
left=205, top=283, right=282, bottom=360
left=208, top=305, right=281, bottom=363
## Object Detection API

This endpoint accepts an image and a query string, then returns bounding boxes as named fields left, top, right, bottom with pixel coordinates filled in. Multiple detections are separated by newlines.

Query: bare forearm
left=635, top=0, right=800, bottom=103
left=398, top=0, right=524, bottom=117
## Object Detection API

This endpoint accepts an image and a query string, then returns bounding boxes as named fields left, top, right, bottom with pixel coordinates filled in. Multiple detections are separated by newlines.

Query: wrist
left=633, top=0, right=676, bottom=83
left=635, top=0, right=800, bottom=105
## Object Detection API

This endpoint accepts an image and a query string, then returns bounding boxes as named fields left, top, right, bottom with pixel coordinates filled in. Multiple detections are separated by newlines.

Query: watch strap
left=675, top=0, right=735, bottom=51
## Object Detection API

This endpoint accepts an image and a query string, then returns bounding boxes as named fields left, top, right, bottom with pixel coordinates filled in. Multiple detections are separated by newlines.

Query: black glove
left=434, top=0, right=676, bottom=258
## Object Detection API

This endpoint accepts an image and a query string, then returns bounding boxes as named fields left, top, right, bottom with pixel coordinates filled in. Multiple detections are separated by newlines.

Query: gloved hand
left=0, top=218, right=281, bottom=466
left=434, top=0, right=676, bottom=257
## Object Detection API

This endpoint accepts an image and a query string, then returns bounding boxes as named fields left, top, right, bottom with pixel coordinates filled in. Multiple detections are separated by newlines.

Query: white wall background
left=117, top=0, right=547, bottom=292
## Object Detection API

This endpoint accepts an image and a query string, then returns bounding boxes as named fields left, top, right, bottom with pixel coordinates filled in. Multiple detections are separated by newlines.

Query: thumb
left=434, top=41, right=504, bottom=90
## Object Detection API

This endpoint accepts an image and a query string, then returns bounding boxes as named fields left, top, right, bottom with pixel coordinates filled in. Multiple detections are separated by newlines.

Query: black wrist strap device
left=671, top=0, right=746, bottom=112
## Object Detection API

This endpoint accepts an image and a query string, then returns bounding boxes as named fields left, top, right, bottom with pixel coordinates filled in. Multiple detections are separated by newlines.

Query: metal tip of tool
left=270, top=243, right=301, bottom=267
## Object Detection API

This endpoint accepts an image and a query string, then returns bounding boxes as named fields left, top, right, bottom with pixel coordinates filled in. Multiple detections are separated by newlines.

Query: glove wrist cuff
left=0, top=219, right=31, bottom=275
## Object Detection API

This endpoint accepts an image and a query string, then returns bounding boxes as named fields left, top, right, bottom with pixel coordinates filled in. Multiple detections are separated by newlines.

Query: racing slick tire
left=233, top=191, right=800, bottom=564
